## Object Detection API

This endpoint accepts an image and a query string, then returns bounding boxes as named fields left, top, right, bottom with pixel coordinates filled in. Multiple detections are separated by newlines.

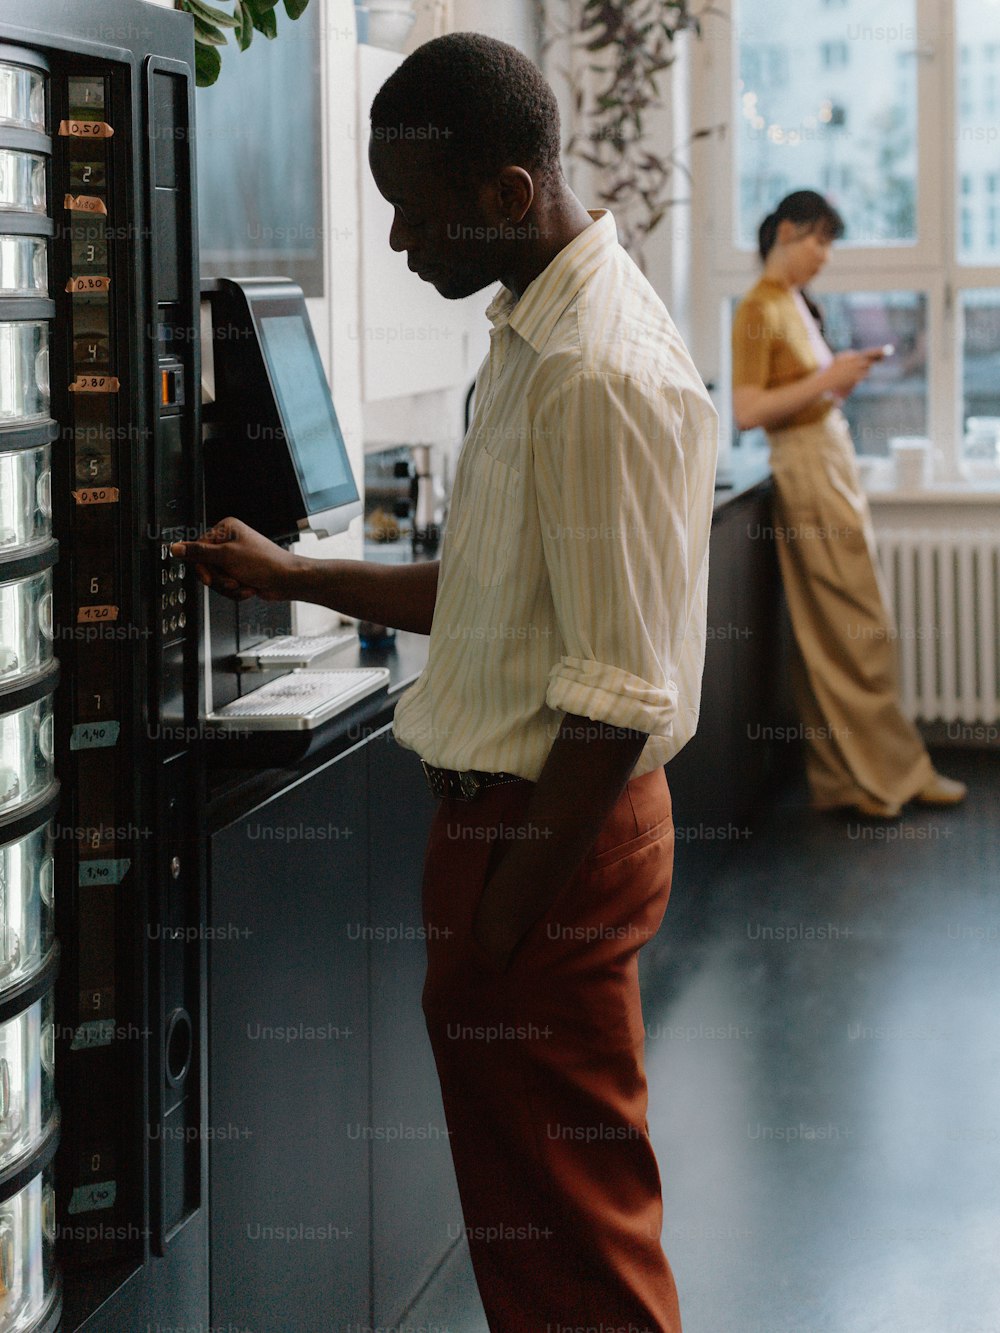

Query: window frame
left=692, top=0, right=1000, bottom=481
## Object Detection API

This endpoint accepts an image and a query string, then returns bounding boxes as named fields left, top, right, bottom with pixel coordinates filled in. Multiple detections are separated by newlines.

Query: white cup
left=889, top=436, right=930, bottom=489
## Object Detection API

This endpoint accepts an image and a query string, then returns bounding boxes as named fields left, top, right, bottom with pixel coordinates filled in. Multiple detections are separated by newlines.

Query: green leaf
left=194, top=40, right=223, bottom=86
left=234, top=0, right=254, bottom=50
left=193, top=14, right=230, bottom=45
left=250, top=3, right=278, bottom=37
left=244, top=0, right=279, bottom=12
left=186, top=0, right=239, bottom=27
left=283, top=0, right=309, bottom=17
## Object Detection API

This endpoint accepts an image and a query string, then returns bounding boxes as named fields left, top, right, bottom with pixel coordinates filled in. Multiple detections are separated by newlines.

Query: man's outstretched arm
left=170, top=516, right=440, bottom=636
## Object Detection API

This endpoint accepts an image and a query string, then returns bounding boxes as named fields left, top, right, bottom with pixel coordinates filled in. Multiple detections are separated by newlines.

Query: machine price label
left=64, top=193, right=108, bottom=215
left=70, top=375, right=120, bottom=394
left=59, top=118, right=114, bottom=139
left=72, top=487, right=120, bottom=505
left=71, top=721, right=120, bottom=751
left=68, top=1181, right=118, bottom=1215
left=78, top=859, right=131, bottom=886
left=77, top=605, right=119, bottom=623
left=66, top=275, right=111, bottom=294
left=70, top=1019, right=116, bottom=1050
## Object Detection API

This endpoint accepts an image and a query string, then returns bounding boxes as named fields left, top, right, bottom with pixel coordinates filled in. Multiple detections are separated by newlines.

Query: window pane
left=735, top=0, right=918, bottom=249
left=961, top=290, right=1000, bottom=456
left=821, top=292, right=928, bottom=454
left=956, top=4, right=1000, bottom=263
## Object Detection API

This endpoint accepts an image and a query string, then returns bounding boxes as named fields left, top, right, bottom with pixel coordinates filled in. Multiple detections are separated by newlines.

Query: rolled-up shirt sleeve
left=532, top=369, right=715, bottom=739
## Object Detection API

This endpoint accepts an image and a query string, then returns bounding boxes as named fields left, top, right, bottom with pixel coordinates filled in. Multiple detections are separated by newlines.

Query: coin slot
left=165, top=1007, right=192, bottom=1088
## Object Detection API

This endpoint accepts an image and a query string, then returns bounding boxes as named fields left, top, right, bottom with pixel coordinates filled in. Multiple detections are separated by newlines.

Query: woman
left=731, top=189, right=965, bottom=819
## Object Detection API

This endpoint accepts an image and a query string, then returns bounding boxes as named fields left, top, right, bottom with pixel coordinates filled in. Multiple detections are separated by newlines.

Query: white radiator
left=875, top=528, right=1000, bottom=725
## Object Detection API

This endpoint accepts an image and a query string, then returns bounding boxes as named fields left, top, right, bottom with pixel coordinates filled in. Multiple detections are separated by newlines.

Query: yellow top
left=731, top=276, right=833, bottom=429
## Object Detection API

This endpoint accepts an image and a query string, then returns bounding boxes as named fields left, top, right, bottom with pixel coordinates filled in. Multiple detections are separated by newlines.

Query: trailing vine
left=539, top=0, right=724, bottom=266
left=176, top=0, right=311, bottom=86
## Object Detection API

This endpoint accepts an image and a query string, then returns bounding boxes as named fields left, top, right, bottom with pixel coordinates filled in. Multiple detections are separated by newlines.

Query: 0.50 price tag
left=58, top=119, right=114, bottom=139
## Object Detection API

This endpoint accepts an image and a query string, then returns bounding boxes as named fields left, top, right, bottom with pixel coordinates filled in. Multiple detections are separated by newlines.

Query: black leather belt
left=420, top=760, right=527, bottom=801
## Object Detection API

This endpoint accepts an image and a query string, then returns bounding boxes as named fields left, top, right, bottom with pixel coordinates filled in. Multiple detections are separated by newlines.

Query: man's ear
left=494, top=166, right=534, bottom=223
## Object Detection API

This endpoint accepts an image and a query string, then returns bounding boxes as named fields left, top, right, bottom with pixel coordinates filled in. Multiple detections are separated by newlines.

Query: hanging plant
left=539, top=0, right=725, bottom=267
left=176, top=0, right=311, bottom=87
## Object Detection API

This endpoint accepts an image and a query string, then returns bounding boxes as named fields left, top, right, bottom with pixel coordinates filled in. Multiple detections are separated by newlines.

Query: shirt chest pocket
left=450, top=449, right=523, bottom=590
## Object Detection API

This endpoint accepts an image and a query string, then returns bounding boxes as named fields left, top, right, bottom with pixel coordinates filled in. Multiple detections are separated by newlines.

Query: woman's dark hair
left=758, top=189, right=845, bottom=261
left=758, top=189, right=845, bottom=337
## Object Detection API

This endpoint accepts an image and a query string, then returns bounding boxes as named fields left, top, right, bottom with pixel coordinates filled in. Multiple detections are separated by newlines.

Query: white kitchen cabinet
left=357, top=43, right=484, bottom=401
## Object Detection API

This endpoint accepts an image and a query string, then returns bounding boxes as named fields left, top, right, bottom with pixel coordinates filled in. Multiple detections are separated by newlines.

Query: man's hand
left=169, top=517, right=299, bottom=601
left=469, top=713, right=649, bottom=974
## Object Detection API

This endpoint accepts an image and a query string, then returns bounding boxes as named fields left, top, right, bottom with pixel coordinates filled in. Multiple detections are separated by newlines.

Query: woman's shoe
left=912, top=774, right=967, bottom=806
left=851, top=794, right=903, bottom=819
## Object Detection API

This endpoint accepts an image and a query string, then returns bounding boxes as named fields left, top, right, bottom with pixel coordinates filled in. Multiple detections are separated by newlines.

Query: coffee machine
left=0, top=1, right=210, bottom=1326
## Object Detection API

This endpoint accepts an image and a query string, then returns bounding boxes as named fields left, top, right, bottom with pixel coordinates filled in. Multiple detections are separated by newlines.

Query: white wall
left=360, top=0, right=540, bottom=467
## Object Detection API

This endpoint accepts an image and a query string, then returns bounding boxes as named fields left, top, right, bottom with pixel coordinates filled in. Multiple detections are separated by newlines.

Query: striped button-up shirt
left=392, top=209, right=719, bottom=781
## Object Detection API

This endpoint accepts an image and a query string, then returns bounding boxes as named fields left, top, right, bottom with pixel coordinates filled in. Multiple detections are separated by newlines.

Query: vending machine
left=0, top=1, right=207, bottom=1327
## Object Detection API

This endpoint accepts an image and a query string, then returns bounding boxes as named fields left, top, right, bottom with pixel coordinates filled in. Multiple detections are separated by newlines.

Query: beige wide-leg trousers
left=765, top=407, right=935, bottom=810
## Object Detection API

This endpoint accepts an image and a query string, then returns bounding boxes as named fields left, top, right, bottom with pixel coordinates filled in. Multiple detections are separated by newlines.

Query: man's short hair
left=369, top=32, right=562, bottom=188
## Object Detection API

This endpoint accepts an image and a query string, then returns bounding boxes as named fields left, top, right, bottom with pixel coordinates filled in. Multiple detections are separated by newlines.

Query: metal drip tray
left=235, top=629, right=358, bottom=670
left=206, top=667, right=390, bottom=731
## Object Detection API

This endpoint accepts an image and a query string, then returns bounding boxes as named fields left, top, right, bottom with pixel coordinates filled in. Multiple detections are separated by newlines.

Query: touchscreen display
left=257, top=313, right=355, bottom=510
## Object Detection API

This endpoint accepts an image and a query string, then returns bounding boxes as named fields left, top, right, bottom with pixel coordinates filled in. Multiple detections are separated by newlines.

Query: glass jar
left=0, top=823, right=54, bottom=999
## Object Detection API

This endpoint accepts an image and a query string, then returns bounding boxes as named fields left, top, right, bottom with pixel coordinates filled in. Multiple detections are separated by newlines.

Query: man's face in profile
left=368, top=137, right=509, bottom=300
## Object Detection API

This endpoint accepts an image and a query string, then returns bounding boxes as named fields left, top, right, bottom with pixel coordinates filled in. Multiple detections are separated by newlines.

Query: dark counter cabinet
left=665, top=477, right=795, bottom=878
left=368, top=725, right=463, bottom=1327
left=208, top=740, right=371, bottom=1330
left=208, top=718, right=458, bottom=1332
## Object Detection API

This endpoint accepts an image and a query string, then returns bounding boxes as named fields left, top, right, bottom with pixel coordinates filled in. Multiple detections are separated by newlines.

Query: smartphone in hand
left=864, top=343, right=896, bottom=361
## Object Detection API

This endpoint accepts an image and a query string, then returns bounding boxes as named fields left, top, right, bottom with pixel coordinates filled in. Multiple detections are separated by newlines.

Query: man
left=172, top=33, right=717, bottom=1332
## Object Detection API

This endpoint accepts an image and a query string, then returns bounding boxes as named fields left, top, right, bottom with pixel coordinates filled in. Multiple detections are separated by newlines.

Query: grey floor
left=405, top=748, right=1000, bottom=1333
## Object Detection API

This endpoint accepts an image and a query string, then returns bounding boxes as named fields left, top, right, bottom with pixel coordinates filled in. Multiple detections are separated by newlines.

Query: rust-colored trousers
left=420, top=765, right=681, bottom=1332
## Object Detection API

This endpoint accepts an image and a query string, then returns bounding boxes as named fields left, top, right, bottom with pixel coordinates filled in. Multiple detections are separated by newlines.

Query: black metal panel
left=0, top=2, right=206, bottom=1328
left=209, top=742, right=371, bottom=1331
left=368, top=724, right=461, bottom=1325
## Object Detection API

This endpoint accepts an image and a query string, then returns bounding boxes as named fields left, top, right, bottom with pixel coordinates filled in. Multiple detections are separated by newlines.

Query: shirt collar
left=484, top=209, right=619, bottom=351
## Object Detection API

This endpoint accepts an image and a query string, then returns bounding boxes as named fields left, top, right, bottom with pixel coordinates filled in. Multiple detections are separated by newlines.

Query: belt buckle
left=421, top=761, right=483, bottom=801
left=421, top=760, right=447, bottom=799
